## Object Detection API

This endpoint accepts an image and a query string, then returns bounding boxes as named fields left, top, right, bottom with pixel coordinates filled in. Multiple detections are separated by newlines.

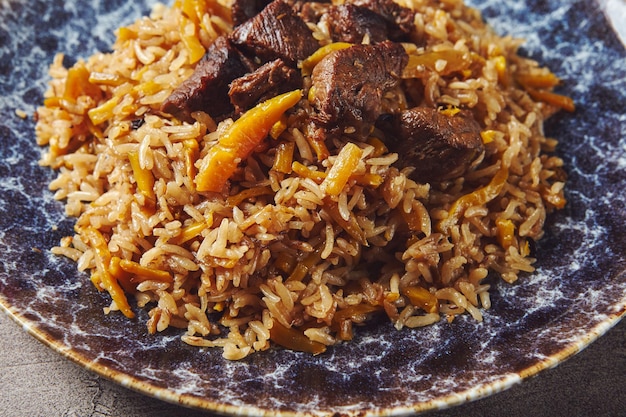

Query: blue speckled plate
left=1, top=0, right=625, bottom=416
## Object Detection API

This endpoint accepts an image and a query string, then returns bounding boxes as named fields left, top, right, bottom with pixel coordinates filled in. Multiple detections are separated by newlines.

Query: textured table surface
left=0, top=311, right=624, bottom=417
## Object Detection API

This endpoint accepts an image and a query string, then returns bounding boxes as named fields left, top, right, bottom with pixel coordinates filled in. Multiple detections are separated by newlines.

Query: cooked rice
left=36, top=0, right=569, bottom=360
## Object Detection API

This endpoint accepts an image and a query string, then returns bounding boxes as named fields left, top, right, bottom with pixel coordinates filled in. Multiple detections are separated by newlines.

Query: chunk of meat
left=231, top=0, right=273, bottom=26
left=310, top=41, right=408, bottom=138
left=292, top=0, right=332, bottom=23
left=229, top=58, right=302, bottom=113
left=230, top=0, right=319, bottom=65
left=161, top=37, right=254, bottom=122
left=320, top=4, right=389, bottom=44
left=347, top=0, right=416, bottom=41
left=379, top=107, right=485, bottom=182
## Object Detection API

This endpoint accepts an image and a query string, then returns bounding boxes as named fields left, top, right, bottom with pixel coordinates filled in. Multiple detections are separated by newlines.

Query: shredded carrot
left=195, top=89, right=302, bottom=192
left=321, top=142, right=362, bottom=196
left=495, top=218, right=515, bottom=249
left=88, top=72, right=125, bottom=87
left=493, top=55, right=508, bottom=86
left=323, top=198, right=368, bottom=246
left=480, top=130, right=498, bottom=144
left=226, top=185, right=274, bottom=206
left=82, top=227, right=135, bottom=318
left=353, top=172, right=383, bottom=188
left=63, top=62, right=102, bottom=102
left=332, top=304, right=381, bottom=341
left=88, top=96, right=120, bottom=125
left=306, top=132, right=330, bottom=161
left=526, top=88, right=576, bottom=112
left=272, top=141, right=295, bottom=174
left=269, top=321, right=327, bottom=355
left=286, top=245, right=324, bottom=282
left=332, top=304, right=381, bottom=323
left=292, top=161, right=326, bottom=182
left=438, top=164, right=509, bottom=233
left=179, top=14, right=206, bottom=64
left=400, top=207, right=424, bottom=232
left=516, top=72, right=561, bottom=89
left=119, top=259, right=173, bottom=283
left=402, top=286, right=439, bottom=313
left=439, top=105, right=461, bottom=117
left=128, top=150, right=155, bottom=204
left=270, top=115, right=288, bottom=139
left=109, top=256, right=136, bottom=294
left=116, top=26, right=138, bottom=42
left=366, top=136, right=388, bottom=157
left=169, top=220, right=208, bottom=245
left=300, top=42, right=353, bottom=76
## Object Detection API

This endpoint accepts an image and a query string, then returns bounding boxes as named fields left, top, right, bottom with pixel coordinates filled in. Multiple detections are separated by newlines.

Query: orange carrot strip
left=169, top=221, right=208, bottom=245
left=300, top=42, right=353, bottom=76
left=109, top=256, right=136, bottom=294
left=128, top=150, right=155, bottom=203
left=119, top=259, right=173, bottom=283
left=286, top=245, right=324, bottom=282
left=83, top=227, right=135, bottom=318
left=269, top=321, right=327, bottom=355
left=438, top=164, right=509, bottom=233
left=495, top=218, right=515, bottom=249
left=332, top=303, right=381, bottom=323
left=526, top=88, right=576, bottom=112
left=272, top=141, right=295, bottom=174
left=292, top=161, right=326, bottom=182
left=402, top=286, right=439, bottom=313
left=353, top=173, right=383, bottom=188
left=323, top=198, right=368, bottom=246
left=63, top=63, right=102, bottom=101
left=226, top=185, right=274, bottom=206
left=321, top=142, right=362, bottom=196
left=366, top=136, right=388, bottom=157
left=195, top=89, right=302, bottom=192
left=516, top=72, right=560, bottom=89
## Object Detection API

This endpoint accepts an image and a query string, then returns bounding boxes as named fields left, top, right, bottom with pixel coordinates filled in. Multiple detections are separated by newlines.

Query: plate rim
left=1, top=293, right=624, bottom=416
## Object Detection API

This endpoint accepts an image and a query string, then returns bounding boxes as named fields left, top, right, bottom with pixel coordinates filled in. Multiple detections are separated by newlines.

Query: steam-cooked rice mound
left=36, top=0, right=571, bottom=360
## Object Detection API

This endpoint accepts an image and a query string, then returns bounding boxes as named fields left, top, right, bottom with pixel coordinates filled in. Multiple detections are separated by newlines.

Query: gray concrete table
left=1, top=311, right=624, bottom=417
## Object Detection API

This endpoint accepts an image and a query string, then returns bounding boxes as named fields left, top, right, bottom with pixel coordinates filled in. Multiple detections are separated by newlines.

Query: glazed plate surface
left=0, top=0, right=625, bottom=415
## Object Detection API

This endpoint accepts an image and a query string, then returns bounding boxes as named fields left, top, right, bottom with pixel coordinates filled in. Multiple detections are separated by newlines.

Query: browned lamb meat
left=320, top=4, right=389, bottom=44
left=228, top=58, right=302, bottom=113
left=292, top=0, right=332, bottom=23
left=309, top=41, right=408, bottom=139
left=230, top=0, right=319, bottom=65
left=160, top=36, right=254, bottom=122
left=378, top=107, right=485, bottom=182
left=347, top=0, right=416, bottom=41
left=231, top=0, right=274, bottom=27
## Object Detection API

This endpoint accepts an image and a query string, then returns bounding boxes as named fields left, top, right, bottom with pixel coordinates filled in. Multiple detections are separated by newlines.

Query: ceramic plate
left=1, top=0, right=625, bottom=415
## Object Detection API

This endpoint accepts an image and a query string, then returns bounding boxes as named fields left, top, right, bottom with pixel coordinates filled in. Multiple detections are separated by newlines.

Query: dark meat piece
left=161, top=37, right=254, bottom=122
left=379, top=107, right=485, bottom=182
left=292, top=0, right=332, bottom=23
left=230, top=0, right=319, bottom=65
left=310, top=41, right=408, bottom=139
left=229, top=58, right=302, bottom=113
left=320, top=4, right=389, bottom=44
left=231, top=0, right=273, bottom=26
left=347, top=0, right=416, bottom=41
